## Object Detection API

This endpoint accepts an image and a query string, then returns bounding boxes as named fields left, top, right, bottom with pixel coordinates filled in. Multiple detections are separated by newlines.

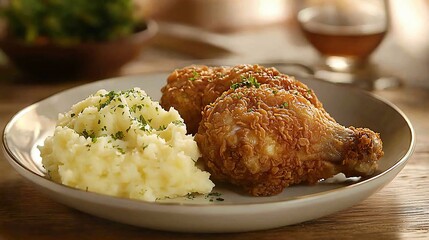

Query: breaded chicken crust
left=160, top=64, right=323, bottom=134
left=160, top=65, right=230, bottom=134
left=195, top=85, right=383, bottom=196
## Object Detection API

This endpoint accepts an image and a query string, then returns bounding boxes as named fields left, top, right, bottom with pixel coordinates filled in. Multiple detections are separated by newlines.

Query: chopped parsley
left=115, top=146, right=125, bottom=154
left=82, top=129, right=95, bottom=139
left=99, top=91, right=116, bottom=109
left=232, top=93, right=243, bottom=99
left=204, top=192, right=225, bottom=202
left=131, top=104, right=144, bottom=113
left=158, top=125, right=167, bottom=131
left=140, top=125, right=150, bottom=132
left=188, top=70, right=200, bottom=81
left=231, top=75, right=260, bottom=90
left=207, top=192, right=222, bottom=197
left=279, top=102, right=289, bottom=109
left=172, top=120, right=184, bottom=126
left=186, top=193, right=196, bottom=199
left=111, top=131, right=125, bottom=140
left=138, top=115, right=148, bottom=125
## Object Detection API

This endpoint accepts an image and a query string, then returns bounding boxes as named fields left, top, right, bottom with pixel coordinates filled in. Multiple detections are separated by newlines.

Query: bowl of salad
left=0, top=0, right=157, bottom=79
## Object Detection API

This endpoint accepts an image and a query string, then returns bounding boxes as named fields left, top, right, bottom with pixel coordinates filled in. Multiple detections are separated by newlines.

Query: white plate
left=2, top=73, right=415, bottom=233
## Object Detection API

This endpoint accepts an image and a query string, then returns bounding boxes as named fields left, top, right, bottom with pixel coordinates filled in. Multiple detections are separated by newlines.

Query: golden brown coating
left=202, top=64, right=322, bottom=109
left=160, top=65, right=230, bottom=134
left=160, top=64, right=324, bottom=134
left=195, top=85, right=383, bottom=196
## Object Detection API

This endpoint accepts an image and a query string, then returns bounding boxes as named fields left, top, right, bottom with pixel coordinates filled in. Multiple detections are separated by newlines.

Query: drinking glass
left=297, top=0, right=400, bottom=90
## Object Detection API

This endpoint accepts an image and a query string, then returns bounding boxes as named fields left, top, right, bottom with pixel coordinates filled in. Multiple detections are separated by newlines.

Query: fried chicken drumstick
left=195, top=85, right=383, bottom=196
left=161, top=64, right=322, bottom=134
left=161, top=64, right=383, bottom=196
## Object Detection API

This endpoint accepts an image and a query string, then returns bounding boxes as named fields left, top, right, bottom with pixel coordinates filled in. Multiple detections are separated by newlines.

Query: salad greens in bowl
left=0, top=0, right=157, bottom=79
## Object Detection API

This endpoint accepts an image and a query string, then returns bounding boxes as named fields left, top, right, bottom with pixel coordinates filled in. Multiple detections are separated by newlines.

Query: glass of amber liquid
left=298, top=0, right=399, bottom=90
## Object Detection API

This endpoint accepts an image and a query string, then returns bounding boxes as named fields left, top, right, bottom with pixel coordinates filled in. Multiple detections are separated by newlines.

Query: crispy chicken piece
left=160, top=65, right=230, bottom=134
left=160, top=65, right=229, bottom=134
left=195, top=85, right=383, bottom=196
left=202, top=64, right=322, bottom=109
left=161, top=64, right=324, bottom=134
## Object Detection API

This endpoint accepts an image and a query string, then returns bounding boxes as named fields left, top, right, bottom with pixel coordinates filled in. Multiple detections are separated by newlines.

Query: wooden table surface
left=1, top=5, right=429, bottom=239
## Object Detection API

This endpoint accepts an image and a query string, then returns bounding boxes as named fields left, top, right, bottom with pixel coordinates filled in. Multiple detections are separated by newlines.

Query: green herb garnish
left=158, top=125, right=167, bottom=131
left=186, top=193, right=196, bottom=199
left=99, top=91, right=116, bottom=109
left=205, top=192, right=224, bottom=202
left=116, top=147, right=125, bottom=154
left=188, top=70, right=200, bottom=81
left=231, top=75, right=260, bottom=90
left=111, top=131, right=124, bottom=140
left=279, top=102, right=289, bottom=109
left=82, top=129, right=95, bottom=139
left=207, top=192, right=222, bottom=197
left=172, top=120, right=184, bottom=126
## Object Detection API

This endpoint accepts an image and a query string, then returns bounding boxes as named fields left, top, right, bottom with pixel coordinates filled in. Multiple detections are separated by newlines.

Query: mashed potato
left=39, top=88, right=214, bottom=202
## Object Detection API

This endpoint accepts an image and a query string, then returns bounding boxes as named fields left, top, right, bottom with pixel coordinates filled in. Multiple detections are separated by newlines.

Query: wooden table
left=1, top=11, right=429, bottom=240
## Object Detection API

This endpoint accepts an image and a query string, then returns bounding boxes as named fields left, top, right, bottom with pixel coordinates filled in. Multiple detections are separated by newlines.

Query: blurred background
left=0, top=0, right=428, bottom=89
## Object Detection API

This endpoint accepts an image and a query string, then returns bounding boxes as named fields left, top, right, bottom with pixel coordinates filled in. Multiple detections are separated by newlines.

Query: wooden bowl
left=0, top=20, right=158, bottom=79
